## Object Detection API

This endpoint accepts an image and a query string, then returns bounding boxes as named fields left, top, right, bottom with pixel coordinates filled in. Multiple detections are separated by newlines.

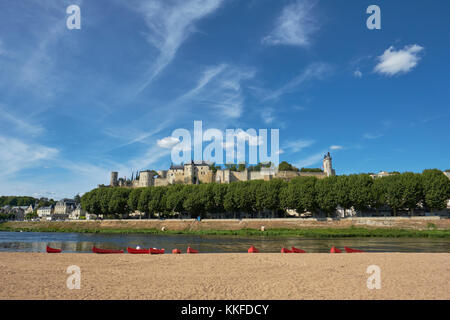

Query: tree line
left=80, top=169, right=450, bottom=219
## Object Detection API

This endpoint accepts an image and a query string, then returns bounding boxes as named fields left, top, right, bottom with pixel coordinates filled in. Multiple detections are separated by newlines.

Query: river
left=0, top=231, right=449, bottom=253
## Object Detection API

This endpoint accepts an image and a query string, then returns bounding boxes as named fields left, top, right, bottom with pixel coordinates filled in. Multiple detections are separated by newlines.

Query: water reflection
left=0, top=231, right=449, bottom=253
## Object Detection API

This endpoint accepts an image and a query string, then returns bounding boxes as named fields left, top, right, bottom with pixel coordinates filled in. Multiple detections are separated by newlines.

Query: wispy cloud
left=262, top=0, right=319, bottom=47
left=294, top=151, right=324, bottom=168
left=363, top=133, right=383, bottom=140
left=260, top=107, right=275, bottom=124
left=263, top=62, right=332, bottom=101
left=134, top=0, right=225, bottom=92
left=177, top=64, right=256, bottom=119
left=330, top=145, right=343, bottom=150
left=354, top=70, right=363, bottom=78
left=283, top=139, right=315, bottom=153
left=0, top=104, right=44, bottom=136
left=374, top=44, right=424, bottom=76
left=0, top=135, right=59, bottom=177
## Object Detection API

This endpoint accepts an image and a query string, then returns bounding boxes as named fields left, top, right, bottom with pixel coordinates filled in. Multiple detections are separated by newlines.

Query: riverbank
left=0, top=252, right=448, bottom=299
left=1, top=217, right=449, bottom=238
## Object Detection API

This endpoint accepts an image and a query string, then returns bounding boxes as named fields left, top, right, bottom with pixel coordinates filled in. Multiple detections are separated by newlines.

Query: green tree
left=370, top=177, right=387, bottom=215
left=165, top=185, right=187, bottom=215
left=348, top=174, right=374, bottom=213
left=148, top=187, right=167, bottom=217
left=108, top=188, right=131, bottom=217
left=422, top=169, right=450, bottom=212
left=401, top=172, right=423, bottom=215
left=128, top=188, right=143, bottom=213
left=315, top=176, right=339, bottom=216
left=278, top=161, right=298, bottom=171
left=138, top=187, right=152, bottom=218
left=383, top=175, right=405, bottom=216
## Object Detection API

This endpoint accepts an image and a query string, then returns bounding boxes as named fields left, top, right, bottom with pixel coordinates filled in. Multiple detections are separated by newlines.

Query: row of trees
left=0, top=196, right=37, bottom=207
left=81, top=169, right=450, bottom=219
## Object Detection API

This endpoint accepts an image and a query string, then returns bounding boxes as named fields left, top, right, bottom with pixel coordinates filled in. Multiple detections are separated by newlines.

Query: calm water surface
left=0, top=231, right=449, bottom=253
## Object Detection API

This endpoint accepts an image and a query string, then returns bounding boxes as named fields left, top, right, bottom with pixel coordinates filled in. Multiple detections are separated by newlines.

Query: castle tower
left=184, top=161, right=195, bottom=184
left=110, top=172, right=118, bottom=186
left=139, top=171, right=153, bottom=187
left=323, top=152, right=335, bottom=177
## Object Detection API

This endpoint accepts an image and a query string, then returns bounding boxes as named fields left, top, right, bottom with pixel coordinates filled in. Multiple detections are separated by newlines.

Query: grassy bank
left=0, top=223, right=448, bottom=238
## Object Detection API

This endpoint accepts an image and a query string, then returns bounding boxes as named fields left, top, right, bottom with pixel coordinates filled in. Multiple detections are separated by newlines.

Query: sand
left=0, top=252, right=448, bottom=300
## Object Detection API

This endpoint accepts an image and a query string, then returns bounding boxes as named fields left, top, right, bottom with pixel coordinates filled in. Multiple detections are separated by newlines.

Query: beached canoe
left=281, top=247, right=292, bottom=253
left=127, top=247, right=150, bottom=254
left=248, top=246, right=259, bottom=253
left=149, top=248, right=165, bottom=254
left=291, top=247, right=306, bottom=253
left=92, top=246, right=124, bottom=254
left=344, top=246, right=364, bottom=253
left=187, top=246, right=198, bottom=254
left=330, top=246, right=342, bottom=253
left=172, top=249, right=181, bottom=254
left=46, top=246, right=62, bottom=253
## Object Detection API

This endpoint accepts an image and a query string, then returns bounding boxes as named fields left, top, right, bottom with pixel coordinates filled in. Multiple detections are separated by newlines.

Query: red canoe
left=248, top=246, right=259, bottom=253
left=149, top=248, right=165, bottom=254
left=172, top=248, right=181, bottom=254
left=127, top=247, right=150, bottom=254
left=291, top=246, right=306, bottom=253
left=187, top=246, right=198, bottom=254
left=46, top=246, right=62, bottom=253
left=344, top=246, right=364, bottom=253
left=92, top=246, right=124, bottom=254
left=330, top=246, right=342, bottom=253
left=281, top=247, right=292, bottom=253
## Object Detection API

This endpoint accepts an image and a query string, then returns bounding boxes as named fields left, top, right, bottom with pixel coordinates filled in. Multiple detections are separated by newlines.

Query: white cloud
left=0, top=135, right=59, bottom=176
left=354, top=70, right=362, bottom=78
left=135, top=0, right=225, bottom=91
left=374, top=44, right=424, bottom=76
left=157, top=136, right=181, bottom=148
left=330, top=145, right=343, bottom=150
left=283, top=139, right=314, bottom=153
left=262, top=0, right=319, bottom=47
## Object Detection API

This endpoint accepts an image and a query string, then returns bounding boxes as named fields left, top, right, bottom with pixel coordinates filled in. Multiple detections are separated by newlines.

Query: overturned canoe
left=187, top=246, right=198, bottom=254
left=172, top=248, right=181, bottom=254
left=330, top=246, right=342, bottom=253
left=92, top=246, right=124, bottom=254
left=46, top=246, right=62, bottom=253
left=149, top=248, right=165, bottom=254
left=248, top=246, right=259, bottom=253
left=127, top=247, right=150, bottom=254
left=281, top=247, right=292, bottom=253
left=344, top=246, right=364, bottom=253
left=291, top=247, right=306, bottom=253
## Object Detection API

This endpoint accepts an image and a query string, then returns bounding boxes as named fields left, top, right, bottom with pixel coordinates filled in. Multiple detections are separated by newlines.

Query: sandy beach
left=0, top=252, right=449, bottom=300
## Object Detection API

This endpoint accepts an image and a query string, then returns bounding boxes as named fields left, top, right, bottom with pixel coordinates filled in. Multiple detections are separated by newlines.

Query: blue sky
left=0, top=0, right=449, bottom=199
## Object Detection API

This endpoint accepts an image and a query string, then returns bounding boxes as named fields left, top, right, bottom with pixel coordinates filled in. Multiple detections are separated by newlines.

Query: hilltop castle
left=109, top=152, right=336, bottom=188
